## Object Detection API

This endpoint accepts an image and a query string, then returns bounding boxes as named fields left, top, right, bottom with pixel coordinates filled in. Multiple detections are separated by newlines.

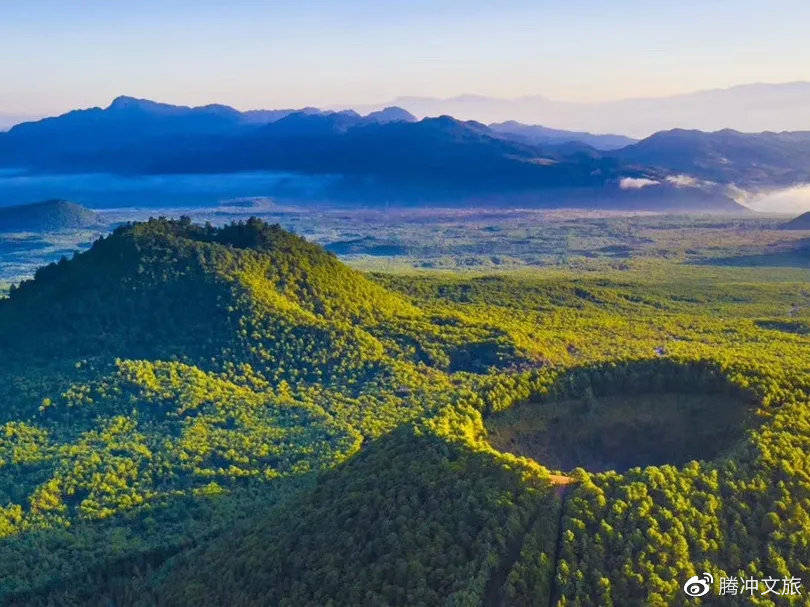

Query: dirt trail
left=482, top=498, right=545, bottom=607
left=550, top=474, right=575, bottom=500
left=483, top=474, right=576, bottom=607
left=547, top=482, right=574, bottom=607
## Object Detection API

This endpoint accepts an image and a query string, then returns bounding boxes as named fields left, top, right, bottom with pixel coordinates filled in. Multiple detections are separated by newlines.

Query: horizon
left=2, top=1, right=810, bottom=116
left=6, top=78, right=810, bottom=114
left=4, top=79, right=810, bottom=137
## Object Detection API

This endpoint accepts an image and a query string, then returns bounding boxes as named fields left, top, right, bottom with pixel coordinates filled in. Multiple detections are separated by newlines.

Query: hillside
left=0, top=216, right=430, bottom=411
left=0, top=199, right=100, bottom=231
left=782, top=211, right=810, bottom=229
left=0, top=112, right=36, bottom=131
left=150, top=422, right=559, bottom=607
left=615, top=128, right=810, bottom=188
left=489, top=120, right=636, bottom=150
left=0, top=217, right=553, bottom=602
left=0, top=218, right=808, bottom=604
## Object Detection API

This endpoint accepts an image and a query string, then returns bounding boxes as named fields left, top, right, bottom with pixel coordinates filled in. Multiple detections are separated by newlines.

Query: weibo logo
left=683, top=572, right=714, bottom=597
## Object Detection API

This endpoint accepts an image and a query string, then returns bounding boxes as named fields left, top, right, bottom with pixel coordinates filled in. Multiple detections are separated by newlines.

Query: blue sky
left=2, top=0, right=809, bottom=115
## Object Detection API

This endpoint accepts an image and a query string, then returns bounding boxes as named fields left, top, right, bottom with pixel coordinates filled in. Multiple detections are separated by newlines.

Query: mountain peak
left=105, top=96, right=242, bottom=120
left=9, top=217, right=417, bottom=335
left=363, top=106, right=416, bottom=124
left=108, top=95, right=153, bottom=110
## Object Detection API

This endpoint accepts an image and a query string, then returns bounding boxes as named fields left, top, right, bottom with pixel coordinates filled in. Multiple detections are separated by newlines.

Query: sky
left=2, top=0, right=810, bottom=116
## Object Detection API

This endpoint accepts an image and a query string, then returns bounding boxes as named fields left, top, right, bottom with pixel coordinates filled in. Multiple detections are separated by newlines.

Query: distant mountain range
left=0, top=199, right=101, bottom=231
left=614, top=129, right=810, bottom=189
left=8, top=95, right=810, bottom=212
left=488, top=121, right=635, bottom=151
left=356, top=82, right=810, bottom=138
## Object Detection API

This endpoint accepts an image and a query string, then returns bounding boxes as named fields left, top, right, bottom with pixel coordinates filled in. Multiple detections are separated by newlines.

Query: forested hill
left=0, top=217, right=555, bottom=603
left=0, top=216, right=423, bottom=411
left=1, top=218, right=809, bottom=605
left=0, top=199, right=100, bottom=232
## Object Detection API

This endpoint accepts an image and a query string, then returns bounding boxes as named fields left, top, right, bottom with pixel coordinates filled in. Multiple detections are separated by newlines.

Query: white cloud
left=619, top=177, right=659, bottom=190
left=748, top=183, right=810, bottom=214
left=665, top=174, right=699, bottom=187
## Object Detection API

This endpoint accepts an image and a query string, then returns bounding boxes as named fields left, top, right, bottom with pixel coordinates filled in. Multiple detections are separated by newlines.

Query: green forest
left=0, top=216, right=809, bottom=605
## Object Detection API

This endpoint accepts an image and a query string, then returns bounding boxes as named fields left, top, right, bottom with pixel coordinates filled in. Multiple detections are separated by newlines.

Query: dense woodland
left=0, top=217, right=808, bottom=605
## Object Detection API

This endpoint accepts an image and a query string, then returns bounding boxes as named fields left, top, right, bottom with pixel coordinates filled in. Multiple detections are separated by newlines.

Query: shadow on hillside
left=143, top=426, right=558, bottom=607
left=1, top=475, right=315, bottom=606
left=6, top=425, right=560, bottom=607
